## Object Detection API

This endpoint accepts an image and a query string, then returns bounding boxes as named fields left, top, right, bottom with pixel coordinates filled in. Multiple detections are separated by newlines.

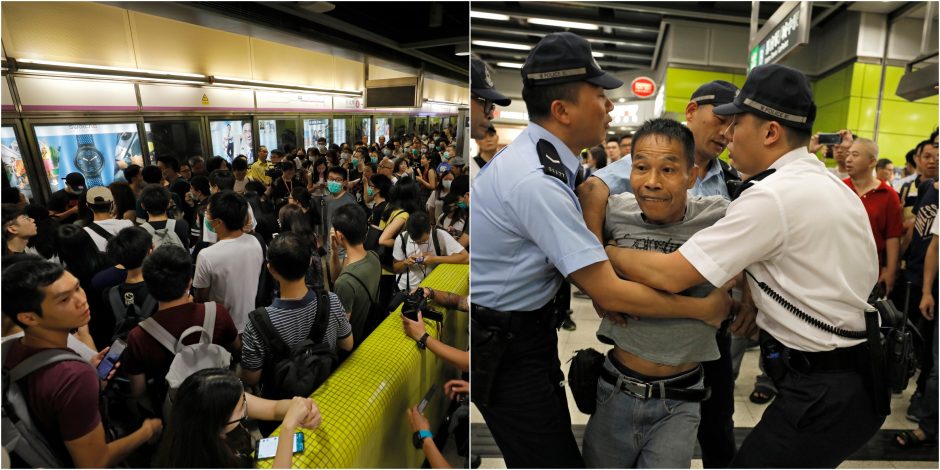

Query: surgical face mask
left=421, top=148, right=428, bottom=155
left=442, top=180, right=452, bottom=190
left=341, top=152, right=351, bottom=160
left=367, top=186, right=374, bottom=197
left=383, top=148, right=391, bottom=156
left=456, top=201, right=468, bottom=209
left=412, top=149, right=419, bottom=156
left=442, top=152, right=450, bottom=160
left=371, top=156, right=379, bottom=164
left=351, top=158, right=359, bottom=167
left=318, top=144, right=327, bottom=152
left=327, top=180, right=342, bottom=194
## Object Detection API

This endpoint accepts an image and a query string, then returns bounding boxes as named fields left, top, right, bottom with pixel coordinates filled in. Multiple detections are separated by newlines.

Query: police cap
left=713, top=64, right=816, bottom=130
left=521, top=32, right=623, bottom=89
left=471, top=56, right=511, bottom=106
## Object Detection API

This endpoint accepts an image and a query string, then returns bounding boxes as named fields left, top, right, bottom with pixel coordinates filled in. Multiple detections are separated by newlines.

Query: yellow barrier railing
left=256, top=264, right=469, bottom=468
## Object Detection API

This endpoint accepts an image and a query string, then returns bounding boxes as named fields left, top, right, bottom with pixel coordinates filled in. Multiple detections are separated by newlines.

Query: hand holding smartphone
left=96, top=338, right=127, bottom=380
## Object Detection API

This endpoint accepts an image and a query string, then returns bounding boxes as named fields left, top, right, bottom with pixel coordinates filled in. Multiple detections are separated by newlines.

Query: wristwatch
left=74, top=134, right=105, bottom=187
left=412, top=430, right=432, bottom=449
left=416, top=332, right=429, bottom=350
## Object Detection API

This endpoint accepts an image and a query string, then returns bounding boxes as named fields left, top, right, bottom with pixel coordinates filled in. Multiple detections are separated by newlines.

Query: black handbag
left=363, top=202, right=388, bottom=251
left=567, top=347, right=605, bottom=415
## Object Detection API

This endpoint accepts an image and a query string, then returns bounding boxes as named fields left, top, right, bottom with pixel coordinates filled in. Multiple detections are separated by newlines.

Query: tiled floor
left=470, top=287, right=938, bottom=468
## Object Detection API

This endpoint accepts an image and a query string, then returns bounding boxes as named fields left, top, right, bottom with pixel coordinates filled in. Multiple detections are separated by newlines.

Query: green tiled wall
left=663, top=64, right=938, bottom=166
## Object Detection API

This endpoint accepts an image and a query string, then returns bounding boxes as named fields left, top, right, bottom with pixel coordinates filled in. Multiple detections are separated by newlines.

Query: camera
left=266, top=162, right=286, bottom=179
left=389, top=289, right=444, bottom=322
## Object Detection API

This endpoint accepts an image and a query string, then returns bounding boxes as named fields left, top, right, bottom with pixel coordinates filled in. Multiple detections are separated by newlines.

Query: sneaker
left=562, top=317, right=577, bottom=331
left=907, top=392, right=924, bottom=422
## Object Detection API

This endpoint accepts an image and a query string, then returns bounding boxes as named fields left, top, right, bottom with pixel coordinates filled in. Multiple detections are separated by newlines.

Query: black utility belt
left=471, top=303, right=556, bottom=335
left=786, top=342, right=868, bottom=374
left=599, top=363, right=710, bottom=402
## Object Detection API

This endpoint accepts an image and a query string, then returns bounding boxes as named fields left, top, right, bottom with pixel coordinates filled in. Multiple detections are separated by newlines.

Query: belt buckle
left=618, top=376, right=652, bottom=399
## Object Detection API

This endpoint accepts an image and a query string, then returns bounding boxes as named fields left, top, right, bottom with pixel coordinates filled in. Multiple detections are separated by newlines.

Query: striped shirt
left=240, top=289, right=351, bottom=371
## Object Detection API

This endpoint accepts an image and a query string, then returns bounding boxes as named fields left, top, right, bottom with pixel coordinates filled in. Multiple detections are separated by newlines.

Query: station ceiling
left=470, top=1, right=920, bottom=73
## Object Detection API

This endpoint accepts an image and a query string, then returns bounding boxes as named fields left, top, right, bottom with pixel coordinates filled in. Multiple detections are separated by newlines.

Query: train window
left=374, top=118, right=390, bottom=143
left=1, top=126, right=34, bottom=200
left=33, top=123, right=142, bottom=190
left=391, top=116, right=410, bottom=137
left=332, top=119, right=347, bottom=147
left=303, top=119, right=330, bottom=150
left=145, top=120, right=204, bottom=165
left=209, top=120, right=253, bottom=163
left=258, top=119, right=300, bottom=154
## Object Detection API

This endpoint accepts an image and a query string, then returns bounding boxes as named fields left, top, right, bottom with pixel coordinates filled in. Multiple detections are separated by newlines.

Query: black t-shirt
left=904, top=179, right=938, bottom=286
left=48, top=189, right=82, bottom=224
left=102, top=281, right=151, bottom=320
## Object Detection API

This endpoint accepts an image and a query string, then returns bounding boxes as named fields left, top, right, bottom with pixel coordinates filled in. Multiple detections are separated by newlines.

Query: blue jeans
left=582, top=359, right=703, bottom=468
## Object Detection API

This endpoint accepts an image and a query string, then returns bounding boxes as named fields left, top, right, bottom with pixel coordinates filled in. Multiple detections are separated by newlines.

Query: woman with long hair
left=438, top=175, right=469, bottom=250
left=109, top=182, right=138, bottom=221
left=426, top=165, right=453, bottom=223
left=154, top=368, right=321, bottom=469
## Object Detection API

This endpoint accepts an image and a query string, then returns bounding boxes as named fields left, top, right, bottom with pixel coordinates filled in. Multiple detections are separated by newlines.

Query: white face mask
left=442, top=180, right=452, bottom=190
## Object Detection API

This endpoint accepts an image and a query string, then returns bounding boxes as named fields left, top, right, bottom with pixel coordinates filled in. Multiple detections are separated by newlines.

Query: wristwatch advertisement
left=74, top=134, right=105, bottom=187
left=33, top=123, right=142, bottom=192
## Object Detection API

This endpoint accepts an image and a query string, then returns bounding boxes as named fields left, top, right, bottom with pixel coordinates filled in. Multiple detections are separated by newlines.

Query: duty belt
left=787, top=342, right=868, bottom=374
left=599, top=364, right=710, bottom=402
left=471, top=303, right=556, bottom=335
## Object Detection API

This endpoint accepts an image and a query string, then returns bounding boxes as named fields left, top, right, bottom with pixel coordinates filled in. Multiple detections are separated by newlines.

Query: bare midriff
left=612, top=347, right=699, bottom=378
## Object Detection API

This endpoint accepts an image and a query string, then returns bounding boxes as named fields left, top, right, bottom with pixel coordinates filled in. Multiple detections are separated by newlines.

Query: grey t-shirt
left=597, top=193, right=728, bottom=366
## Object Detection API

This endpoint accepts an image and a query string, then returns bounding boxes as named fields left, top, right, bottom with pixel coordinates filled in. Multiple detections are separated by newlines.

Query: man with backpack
left=239, top=233, right=352, bottom=403
left=2, top=259, right=162, bottom=468
left=125, top=245, right=240, bottom=410
left=83, top=187, right=134, bottom=252
left=139, top=184, right=190, bottom=250
left=392, top=211, right=468, bottom=292
left=331, top=204, right=381, bottom=347
left=104, top=227, right=157, bottom=342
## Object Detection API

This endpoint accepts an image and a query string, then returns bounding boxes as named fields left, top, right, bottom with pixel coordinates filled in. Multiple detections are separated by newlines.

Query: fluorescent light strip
left=15, top=58, right=206, bottom=78
left=470, top=11, right=510, bottom=21
left=213, top=76, right=361, bottom=96
left=496, top=62, right=524, bottom=69
left=17, top=69, right=206, bottom=86
left=592, top=52, right=605, bottom=58
left=527, top=18, right=599, bottom=30
left=471, top=40, right=531, bottom=51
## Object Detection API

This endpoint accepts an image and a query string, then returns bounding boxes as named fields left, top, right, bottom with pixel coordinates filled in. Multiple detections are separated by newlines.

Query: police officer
left=470, top=32, right=734, bottom=468
left=470, top=55, right=511, bottom=141
left=577, top=80, right=745, bottom=468
left=605, top=64, right=886, bottom=467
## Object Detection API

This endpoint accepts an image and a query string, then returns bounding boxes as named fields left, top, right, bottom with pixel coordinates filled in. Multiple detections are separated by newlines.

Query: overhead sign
left=748, top=1, right=811, bottom=71
left=630, top=77, right=656, bottom=98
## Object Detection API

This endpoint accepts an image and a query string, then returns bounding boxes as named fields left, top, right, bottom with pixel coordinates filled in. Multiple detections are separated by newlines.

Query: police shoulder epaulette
left=536, top=139, right=568, bottom=185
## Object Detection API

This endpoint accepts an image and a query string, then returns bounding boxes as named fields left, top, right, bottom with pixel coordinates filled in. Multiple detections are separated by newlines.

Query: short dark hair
left=328, top=166, right=348, bottom=181
left=1, top=187, right=21, bottom=205
left=106, top=226, right=152, bottom=270
left=190, top=175, right=211, bottom=195
left=522, top=81, right=583, bottom=122
left=619, top=133, right=633, bottom=143
left=188, top=156, right=205, bottom=168
left=589, top=145, right=608, bottom=169
left=141, top=165, right=163, bottom=184
left=931, top=128, right=938, bottom=143
left=606, top=136, right=619, bottom=144
left=157, top=156, right=180, bottom=173
left=123, top=164, right=142, bottom=181
left=916, top=139, right=933, bottom=156
left=140, top=184, right=171, bottom=215
left=631, top=118, right=696, bottom=168
left=405, top=210, right=432, bottom=239
left=232, top=158, right=249, bottom=172
left=370, top=174, right=392, bottom=198
left=2, top=203, right=26, bottom=233
left=1, top=259, right=65, bottom=327
left=142, top=244, right=193, bottom=302
left=208, top=170, right=235, bottom=191
left=906, top=149, right=918, bottom=167
left=876, top=158, right=894, bottom=170
left=270, top=149, right=285, bottom=159
left=207, top=190, right=247, bottom=231
left=332, top=204, right=367, bottom=245
left=206, top=156, right=228, bottom=173
left=266, top=232, right=311, bottom=281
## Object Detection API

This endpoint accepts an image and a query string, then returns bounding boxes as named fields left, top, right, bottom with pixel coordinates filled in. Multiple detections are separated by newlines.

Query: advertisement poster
left=1, top=126, right=33, bottom=200
left=303, top=119, right=330, bottom=149
left=34, top=123, right=142, bottom=190
left=374, top=118, right=389, bottom=144
left=209, top=120, right=252, bottom=163
left=258, top=120, right=298, bottom=154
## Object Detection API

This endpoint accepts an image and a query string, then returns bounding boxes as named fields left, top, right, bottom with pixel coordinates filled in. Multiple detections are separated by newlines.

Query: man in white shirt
left=604, top=64, right=884, bottom=467
left=193, top=190, right=264, bottom=332
left=392, top=211, right=467, bottom=291
left=83, top=187, right=133, bottom=252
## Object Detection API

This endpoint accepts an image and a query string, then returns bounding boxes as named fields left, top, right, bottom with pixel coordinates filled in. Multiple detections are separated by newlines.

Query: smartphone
left=818, top=133, right=842, bottom=145
left=255, top=432, right=304, bottom=460
left=417, top=384, right=437, bottom=414
left=96, top=338, right=127, bottom=380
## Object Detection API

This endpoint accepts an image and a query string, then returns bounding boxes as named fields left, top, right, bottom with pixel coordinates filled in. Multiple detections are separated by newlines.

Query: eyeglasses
left=474, top=96, right=495, bottom=115
left=226, top=393, right=248, bottom=426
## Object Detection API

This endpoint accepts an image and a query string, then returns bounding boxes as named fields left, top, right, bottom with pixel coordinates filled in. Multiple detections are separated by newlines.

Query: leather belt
left=599, top=364, right=710, bottom=402
left=788, top=342, right=868, bottom=373
left=471, top=302, right=556, bottom=335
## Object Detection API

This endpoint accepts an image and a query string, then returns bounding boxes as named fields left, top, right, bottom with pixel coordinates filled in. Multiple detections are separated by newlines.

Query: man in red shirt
left=2, top=259, right=162, bottom=467
left=844, top=137, right=904, bottom=296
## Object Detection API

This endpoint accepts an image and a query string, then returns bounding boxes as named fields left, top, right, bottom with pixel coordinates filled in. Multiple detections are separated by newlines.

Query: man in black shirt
left=48, top=172, right=85, bottom=224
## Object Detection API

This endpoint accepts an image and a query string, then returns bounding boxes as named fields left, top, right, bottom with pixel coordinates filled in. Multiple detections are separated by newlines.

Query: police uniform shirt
left=693, top=158, right=731, bottom=198
left=678, top=148, right=878, bottom=352
left=470, top=122, right=608, bottom=311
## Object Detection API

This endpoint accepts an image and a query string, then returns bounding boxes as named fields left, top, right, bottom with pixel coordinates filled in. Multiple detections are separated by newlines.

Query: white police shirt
left=470, top=122, right=607, bottom=311
left=679, top=148, right=878, bottom=352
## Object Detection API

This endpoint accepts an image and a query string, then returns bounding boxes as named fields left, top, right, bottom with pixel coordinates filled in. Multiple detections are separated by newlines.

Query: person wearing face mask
left=48, top=172, right=86, bottom=224
left=324, top=167, right=357, bottom=258
left=426, top=163, right=453, bottom=223
left=381, top=145, right=393, bottom=161
left=438, top=174, right=469, bottom=250
left=316, top=137, right=328, bottom=156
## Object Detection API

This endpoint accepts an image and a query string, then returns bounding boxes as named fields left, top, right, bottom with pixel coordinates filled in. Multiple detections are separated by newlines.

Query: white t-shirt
left=234, top=178, right=248, bottom=194
left=393, top=228, right=465, bottom=290
left=84, top=219, right=135, bottom=252
left=192, top=233, right=264, bottom=332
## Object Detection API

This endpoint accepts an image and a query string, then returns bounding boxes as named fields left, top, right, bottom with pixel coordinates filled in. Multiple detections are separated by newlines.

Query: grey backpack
left=1, top=340, right=92, bottom=468
left=140, top=220, right=185, bottom=250
left=138, top=302, right=231, bottom=417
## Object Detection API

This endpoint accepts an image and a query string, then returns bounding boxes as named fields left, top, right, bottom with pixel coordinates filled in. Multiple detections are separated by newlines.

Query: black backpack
left=248, top=289, right=338, bottom=400
left=107, top=286, right=157, bottom=342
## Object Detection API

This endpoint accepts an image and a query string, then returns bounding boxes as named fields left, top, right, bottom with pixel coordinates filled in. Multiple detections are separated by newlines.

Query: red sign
left=631, top=77, right=656, bottom=98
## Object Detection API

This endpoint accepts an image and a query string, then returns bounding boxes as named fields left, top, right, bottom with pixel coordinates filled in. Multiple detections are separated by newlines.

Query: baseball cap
left=471, top=56, right=511, bottom=106
left=522, top=32, right=623, bottom=89
left=437, top=162, right=452, bottom=175
left=690, top=80, right=739, bottom=107
left=64, top=172, right=85, bottom=190
left=712, top=64, right=816, bottom=130
left=86, top=186, right=113, bottom=205
left=449, top=157, right=466, bottom=167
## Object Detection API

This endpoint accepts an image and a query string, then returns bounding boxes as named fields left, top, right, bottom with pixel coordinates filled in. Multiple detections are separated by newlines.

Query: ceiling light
left=527, top=18, right=599, bottom=30
left=496, top=62, right=524, bottom=69
left=472, top=40, right=531, bottom=51
left=618, top=98, right=625, bottom=103
left=471, top=11, right=510, bottom=21
left=592, top=52, right=605, bottom=58
left=14, top=59, right=206, bottom=78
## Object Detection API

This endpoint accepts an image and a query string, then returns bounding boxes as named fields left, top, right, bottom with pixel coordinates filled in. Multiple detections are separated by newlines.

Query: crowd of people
left=1, top=128, right=470, bottom=468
